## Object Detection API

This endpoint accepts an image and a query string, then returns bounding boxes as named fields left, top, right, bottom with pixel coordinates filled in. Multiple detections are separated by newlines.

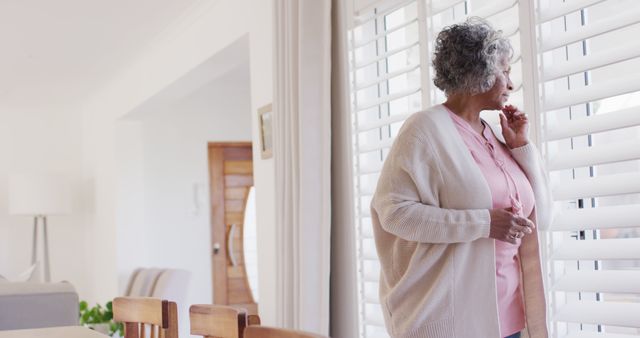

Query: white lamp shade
left=9, top=174, right=72, bottom=215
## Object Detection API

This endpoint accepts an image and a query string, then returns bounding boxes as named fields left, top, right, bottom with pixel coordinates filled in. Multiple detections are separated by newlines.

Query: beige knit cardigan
left=371, top=105, right=553, bottom=338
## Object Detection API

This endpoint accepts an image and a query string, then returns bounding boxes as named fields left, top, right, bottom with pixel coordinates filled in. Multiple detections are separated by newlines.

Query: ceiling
left=124, top=35, right=250, bottom=120
left=0, top=0, right=207, bottom=114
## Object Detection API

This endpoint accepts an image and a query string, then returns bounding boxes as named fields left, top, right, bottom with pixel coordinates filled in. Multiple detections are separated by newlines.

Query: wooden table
left=0, top=326, right=108, bottom=338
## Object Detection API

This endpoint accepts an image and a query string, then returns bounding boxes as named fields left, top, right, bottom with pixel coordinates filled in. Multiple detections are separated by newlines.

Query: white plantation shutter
left=348, top=1, right=529, bottom=337
left=533, top=0, right=640, bottom=337
left=349, top=2, right=425, bottom=336
left=349, top=1, right=640, bottom=337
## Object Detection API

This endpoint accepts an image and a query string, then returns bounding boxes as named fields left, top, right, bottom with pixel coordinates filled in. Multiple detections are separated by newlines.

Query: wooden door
left=208, top=142, right=258, bottom=315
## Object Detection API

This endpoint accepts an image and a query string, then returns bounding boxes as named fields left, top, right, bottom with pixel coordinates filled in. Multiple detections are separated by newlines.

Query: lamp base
left=31, top=216, right=51, bottom=282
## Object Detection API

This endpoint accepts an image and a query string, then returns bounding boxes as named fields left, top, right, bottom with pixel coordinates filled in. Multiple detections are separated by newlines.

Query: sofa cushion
left=126, top=268, right=164, bottom=297
left=0, top=282, right=78, bottom=330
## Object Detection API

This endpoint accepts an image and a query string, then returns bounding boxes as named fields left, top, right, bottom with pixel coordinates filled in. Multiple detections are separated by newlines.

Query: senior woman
left=371, top=18, right=552, bottom=338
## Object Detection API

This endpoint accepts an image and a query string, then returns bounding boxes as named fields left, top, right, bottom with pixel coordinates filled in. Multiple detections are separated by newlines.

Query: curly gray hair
left=432, top=17, right=513, bottom=96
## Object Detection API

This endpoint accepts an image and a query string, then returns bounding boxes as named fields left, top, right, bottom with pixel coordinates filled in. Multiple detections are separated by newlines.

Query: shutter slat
left=545, top=107, right=640, bottom=141
left=433, top=0, right=517, bottom=32
left=359, top=184, right=376, bottom=196
left=358, top=138, right=395, bottom=154
left=358, top=161, right=383, bottom=175
left=551, top=238, right=640, bottom=260
left=355, top=64, right=420, bottom=91
left=552, top=172, right=640, bottom=200
left=367, top=332, right=391, bottom=338
left=537, top=1, right=640, bottom=336
left=543, top=75, right=640, bottom=111
left=364, top=295, right=381, bottom=304
left=504, top=18, right=519, bottom=38
left=467, top=0, right=516, bottom=20
left=548, top=141, right=640, bottom=171
left=364, top=302, right=385, bottom=327
left=363, top=269, right=378, bottom=282
left=358, top=113, right=412, bottom=132
left=430, top=0, right=465, bottom=14
left=362, top=252, right=379, bottom=261
left=562, top=332, right=640, bottom=338
left=364, top=318, right=386, bottom=327
left=511, top=48, right=521, bottom=65
left=542, top=43, right=640, bottom=81
left=361, top=222, right=374, bottom=239
left=354, top=41, right=420, bottom=70
left=354, top=18, right=418, bottom=49
left=510, top=68, right=523, bottom=92
left=354, top=0, right=414, bottom=25
left=551, top=204, right=640, bottom=231
left=361, top=207, right=372, bottom=217
left=538, top=0, right=605, bottom=23
left=541, top=8, right=640, bottom=52
left=361, top=239, right=379, bottom=260
left=554, top=301, right=640, bottom=328
left=357, top=87, right=421, bottom=111
left=552, top=270, right=640, bottom=293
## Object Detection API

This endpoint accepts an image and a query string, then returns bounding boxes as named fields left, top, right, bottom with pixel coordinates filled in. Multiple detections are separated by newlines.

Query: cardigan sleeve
left=510, top=143, right=554, bottom=230
left=372, top=128, right=491, bottom=244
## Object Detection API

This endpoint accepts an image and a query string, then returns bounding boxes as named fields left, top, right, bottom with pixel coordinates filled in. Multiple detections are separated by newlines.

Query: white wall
left=115, top=62, right=252, bottom=337
left=143, top=67, right=251, bottom=322
left=114, top=121, right=147, bottom=288
left=246, top=1, right=277, bottom=327
left=1, top=0, right=276, bottom=328
left=80, top=0, right=277, bottom=325
left=0, top=107, right=91, bottom=299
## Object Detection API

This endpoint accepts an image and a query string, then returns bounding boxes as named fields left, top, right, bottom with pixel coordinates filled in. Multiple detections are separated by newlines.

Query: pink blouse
left=447, top=109, right=535, bottom=337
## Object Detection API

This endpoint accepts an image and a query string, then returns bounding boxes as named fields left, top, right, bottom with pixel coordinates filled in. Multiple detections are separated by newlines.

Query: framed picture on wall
left=257, top=103, right=273, bottom=159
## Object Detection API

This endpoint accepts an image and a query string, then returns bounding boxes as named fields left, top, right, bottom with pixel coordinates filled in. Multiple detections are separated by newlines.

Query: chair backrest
left=244, top=326, right=328, bottom=338
left=113, top=297, right=178, bottom=338
left=247, top=314, right=261, bottom=326
left=189, top=304, right=252, bottom=338
left=227, top=304, right=261, bottom=326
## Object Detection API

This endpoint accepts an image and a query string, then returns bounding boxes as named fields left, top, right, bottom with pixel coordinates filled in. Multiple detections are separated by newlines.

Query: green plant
left=79, top=300, right=124, bottom=337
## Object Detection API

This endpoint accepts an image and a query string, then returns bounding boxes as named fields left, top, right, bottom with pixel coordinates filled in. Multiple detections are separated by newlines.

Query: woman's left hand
left=500, top=105, right=529, bottom=149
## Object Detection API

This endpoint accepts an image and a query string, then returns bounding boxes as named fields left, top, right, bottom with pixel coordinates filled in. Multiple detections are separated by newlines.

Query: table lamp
left=9, top=173, right=72, bottom=282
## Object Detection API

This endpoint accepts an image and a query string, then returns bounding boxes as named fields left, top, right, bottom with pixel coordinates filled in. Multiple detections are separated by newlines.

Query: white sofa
left=124, top=268, right=190, bottom=338
left=0, top=281, right=78, bottom=330
left=125, top=268, right=190, bottom=301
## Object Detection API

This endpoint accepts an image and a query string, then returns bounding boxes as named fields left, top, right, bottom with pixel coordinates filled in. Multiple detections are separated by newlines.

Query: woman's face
left=479, top=56, right=513, bottom=110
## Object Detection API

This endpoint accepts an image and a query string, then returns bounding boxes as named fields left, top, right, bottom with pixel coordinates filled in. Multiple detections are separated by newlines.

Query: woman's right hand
left=489, top=208, right=535, bottom=244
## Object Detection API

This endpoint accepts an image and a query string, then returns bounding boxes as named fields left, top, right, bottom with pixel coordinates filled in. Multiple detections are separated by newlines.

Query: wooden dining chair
left=190, top=304, right=255, bottom=338
left=113, top=297, right=178, bottom=338
left=229, top=304, right=261, bottom=326
left=247, top=314, right=261, bottom=326
left=244, top=326, right=328, bottom=338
